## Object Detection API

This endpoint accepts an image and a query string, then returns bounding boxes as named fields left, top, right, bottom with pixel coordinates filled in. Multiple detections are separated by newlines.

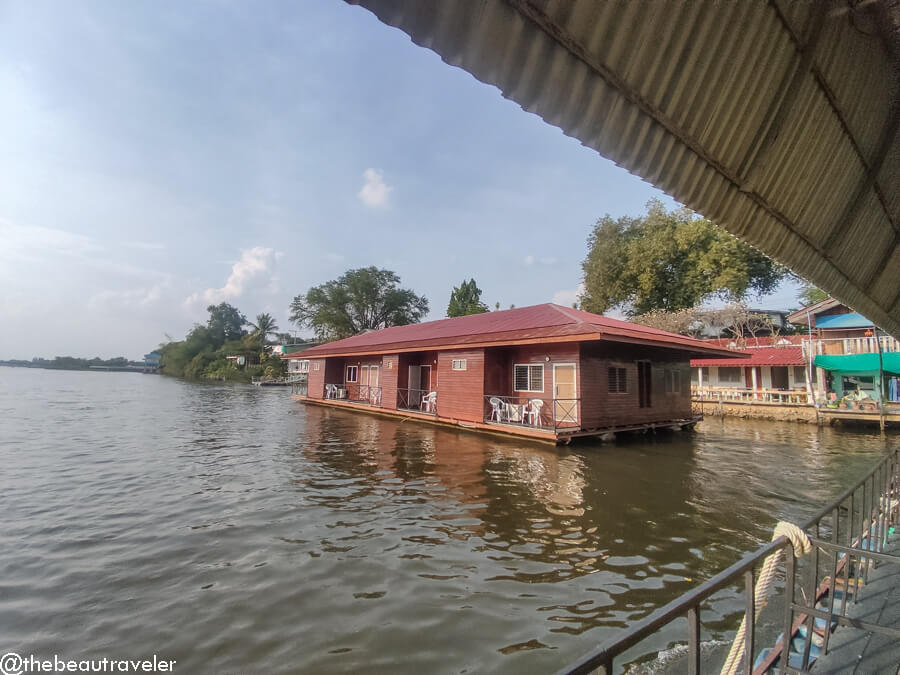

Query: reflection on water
left=0, top=368, right=894, bottom=673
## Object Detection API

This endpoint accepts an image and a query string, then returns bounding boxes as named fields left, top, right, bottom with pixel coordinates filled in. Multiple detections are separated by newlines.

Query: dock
left=810, top=533, right=900, bottom=674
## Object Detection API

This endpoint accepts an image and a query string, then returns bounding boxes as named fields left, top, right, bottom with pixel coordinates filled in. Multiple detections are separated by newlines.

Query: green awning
left=814, top=353, right=900, bottom=375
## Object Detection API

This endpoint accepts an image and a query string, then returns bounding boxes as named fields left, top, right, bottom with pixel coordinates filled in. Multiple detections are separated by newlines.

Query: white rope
left=720, top=521, right=812, bottom=675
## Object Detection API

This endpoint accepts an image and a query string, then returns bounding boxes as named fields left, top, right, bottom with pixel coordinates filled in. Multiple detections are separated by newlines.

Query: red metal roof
left=691, top=346, right=805, bottom=367
left=288, top=304, right=745, bottom=358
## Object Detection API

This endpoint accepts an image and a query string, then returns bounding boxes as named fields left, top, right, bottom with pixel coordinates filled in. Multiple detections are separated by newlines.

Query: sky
left=0, top=0, right=806, bottom=360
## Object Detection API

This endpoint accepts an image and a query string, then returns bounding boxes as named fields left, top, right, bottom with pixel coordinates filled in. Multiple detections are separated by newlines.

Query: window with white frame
left=346, top=365, right=358, bottom=383
left=314, top=362, right=320, bottom=371
left=451, top=359, right=467, bottom=371
left=514, top=364, right=543, bottom=392
left=608, top=367, right=627, bottom=393
left=299, top=360, right=309, bottom=373
left=664, top=369, right=681, bottom=393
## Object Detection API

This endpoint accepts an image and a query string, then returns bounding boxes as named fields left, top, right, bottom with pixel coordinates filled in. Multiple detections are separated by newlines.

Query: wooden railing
left=692, top=386, right=810, bottom=404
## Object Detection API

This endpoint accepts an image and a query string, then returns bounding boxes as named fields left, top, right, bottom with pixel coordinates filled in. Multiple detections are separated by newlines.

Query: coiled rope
left=720, top=521, right=813, bottom=675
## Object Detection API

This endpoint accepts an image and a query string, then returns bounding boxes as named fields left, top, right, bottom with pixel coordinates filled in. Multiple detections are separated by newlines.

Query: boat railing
left=483, top=395, right=580, bottom=431
left=559, top=446, right=900, bottom=675
left=397, top=388, right=436, bottom=414
left=692, top=386, right=810, bottom=404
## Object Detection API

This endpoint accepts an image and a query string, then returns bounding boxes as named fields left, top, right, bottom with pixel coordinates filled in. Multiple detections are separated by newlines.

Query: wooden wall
left=580, top=342, right=692, bottom=428
left=307, top=358, right=327, bottom=399
left=380, top=353, right=399, bottom=409
left=435, top=348, right=485, bottom=422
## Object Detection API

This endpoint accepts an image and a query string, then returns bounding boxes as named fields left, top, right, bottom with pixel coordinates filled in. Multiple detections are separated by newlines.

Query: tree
left=797, top=281, right=828, bottom=308
left=447, top=279, right=488, bottom=317
left=248, top=312, right=279, bottom=346
left=289, top=266, right=429, bottom=340
left=206, top=302, right=247, bottom=347
left=580, top=199, right=787, bottom=316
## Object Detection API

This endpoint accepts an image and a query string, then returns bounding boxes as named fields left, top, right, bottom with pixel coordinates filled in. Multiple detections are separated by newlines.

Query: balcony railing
left=397, top=388, right=437, bottom=415
left=483, top=395, right=579, bottom=431
left=345, top=384, right=383, bottom=407
left=560, top=446, right=900, bottom=675
left=692, top=386, right=810, bottom=404
left=802, top=335, right=900, bottom=358
left=290, top=380, right=308, bottom=396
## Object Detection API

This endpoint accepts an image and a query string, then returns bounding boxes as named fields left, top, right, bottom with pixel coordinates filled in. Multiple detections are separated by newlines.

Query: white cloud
left=524, top=254, right=557, bottom=266
left=552, top=283, right=586, bottom=308
left=185, top=246, right=279, bottom=308
left=88, top=278, right=171, bottom=312
left=524, top=255, right=535, bottom=265
left=357, top=168, right=392, bottom=207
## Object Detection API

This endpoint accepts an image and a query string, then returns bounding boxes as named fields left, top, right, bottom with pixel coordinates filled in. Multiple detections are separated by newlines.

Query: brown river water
left=1, top=368, right=895, bottom=673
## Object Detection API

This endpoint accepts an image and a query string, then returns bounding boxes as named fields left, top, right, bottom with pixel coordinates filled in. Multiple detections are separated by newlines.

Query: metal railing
left=290, top=380, right=308, bottom=396
left=692, top=386, right=811, bottom=404
left=345, top=384, right=383, bottom=407
left=560, top=447, right=900, bottom=675
left=397, top=388, right=437, bottom=414
left=483, top=395, right=580, bottom=431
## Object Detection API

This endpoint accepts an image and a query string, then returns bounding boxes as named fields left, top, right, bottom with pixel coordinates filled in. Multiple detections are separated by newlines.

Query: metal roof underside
left=349, top=0, right=900, bottom=337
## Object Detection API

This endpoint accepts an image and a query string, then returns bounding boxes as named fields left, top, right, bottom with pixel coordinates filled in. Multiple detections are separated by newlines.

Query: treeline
left=159, top=304, right=286, bottom=383
left=0, top=356, right=143, bottom=370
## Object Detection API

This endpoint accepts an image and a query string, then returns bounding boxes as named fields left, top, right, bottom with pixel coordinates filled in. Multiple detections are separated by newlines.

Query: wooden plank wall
left=435, top=349, right=485, bottom=422
left=307, top=358, right=327, bottom=399
left=380, top=353, right=399, bottom=409
left=580, top=342, right=692, bottom=428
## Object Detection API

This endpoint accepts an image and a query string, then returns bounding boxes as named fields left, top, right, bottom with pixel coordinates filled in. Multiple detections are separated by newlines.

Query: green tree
left=206, top=302, right=247, bottom=346
left=580, top=199, right=787, bottom=316
left=289, top=266, right=429, bottom=340
left=447, top=279, right=488, bottom=317
left=797, top=281, right=828, bottom=308
left=248, top=312, right=279, bottom=346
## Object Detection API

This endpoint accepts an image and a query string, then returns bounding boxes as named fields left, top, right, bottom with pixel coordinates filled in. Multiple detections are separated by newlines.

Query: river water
left=0, top=368, right=895, bottom=673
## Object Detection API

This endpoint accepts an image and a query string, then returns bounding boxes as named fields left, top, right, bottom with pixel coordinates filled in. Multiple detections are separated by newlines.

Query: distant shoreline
left=0, top=362, right=145, bottom=373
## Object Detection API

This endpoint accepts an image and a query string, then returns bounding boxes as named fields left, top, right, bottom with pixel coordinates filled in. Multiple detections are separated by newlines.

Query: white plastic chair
left=325, top=384, right=336, bottom=399
left=421, top=391, right=437, bottom=413
left=526, top=399, right=543, bottom=426
left=489, top=397, right=504, bottom=421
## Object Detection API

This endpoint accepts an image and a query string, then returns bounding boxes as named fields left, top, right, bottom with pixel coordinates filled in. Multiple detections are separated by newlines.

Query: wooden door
left=637, top=361, right=652, bottom=408
left=553, top=364, right=577, bottom=423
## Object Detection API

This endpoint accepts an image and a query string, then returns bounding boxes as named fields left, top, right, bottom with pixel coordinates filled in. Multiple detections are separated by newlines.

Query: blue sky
left=0, top=0, right=804, bottom=359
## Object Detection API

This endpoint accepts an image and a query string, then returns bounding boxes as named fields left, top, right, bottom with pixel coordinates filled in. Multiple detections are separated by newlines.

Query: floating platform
left=291, top=394, right=699, bottom=445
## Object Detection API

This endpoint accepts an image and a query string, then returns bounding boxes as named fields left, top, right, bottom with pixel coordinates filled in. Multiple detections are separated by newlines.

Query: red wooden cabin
left=284, top=304, right=742, bottom=443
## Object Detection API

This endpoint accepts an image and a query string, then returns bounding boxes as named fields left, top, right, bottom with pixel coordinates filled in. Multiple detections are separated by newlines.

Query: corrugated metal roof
left=815, top=312, right=874, bottom=329
left=290, top=303, right=743, bottom=358
left=348, top=0, right=900, bottom=338
left=692, top=346, right=805, bottom=368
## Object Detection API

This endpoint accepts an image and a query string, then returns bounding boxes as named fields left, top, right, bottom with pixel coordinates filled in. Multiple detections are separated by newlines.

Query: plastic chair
left=325, top=384, right=336, bottom=399
left=489, top=397, right=504, bottom=421
left=421, top=391, right=437, bottom=413
left=526, top=399, right=543, bottom=426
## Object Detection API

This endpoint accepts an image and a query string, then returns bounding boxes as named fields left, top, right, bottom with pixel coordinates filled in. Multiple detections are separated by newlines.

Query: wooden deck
left=291, top=395, right=700, bottom=444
